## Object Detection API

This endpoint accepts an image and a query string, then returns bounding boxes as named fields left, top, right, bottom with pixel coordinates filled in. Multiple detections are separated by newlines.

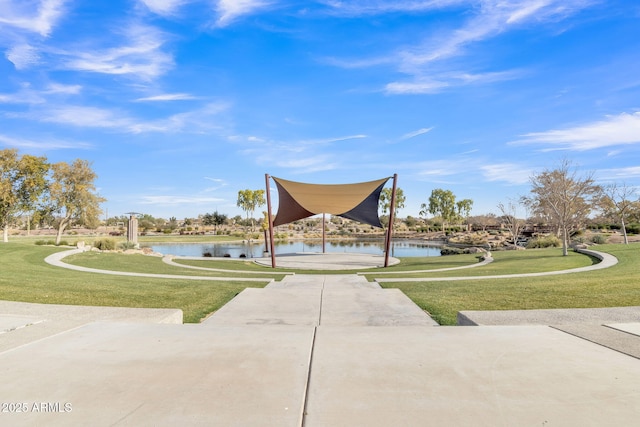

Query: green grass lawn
left=0, top=242, right=269, bottom=323
left=63, top=251, right=290, bottom=280
left=2, top=238, right=639, bottom=326
left=363, top=248, right=596, bottom=279
left=379, top=244, right=640, bottom=325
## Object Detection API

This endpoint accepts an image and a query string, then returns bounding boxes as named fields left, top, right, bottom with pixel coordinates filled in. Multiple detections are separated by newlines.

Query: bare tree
left=522, top=159, right=601, bottom=256
left=599, top=182, right=638, bottom=245
left=497, top=200, right=524, bottom=246
left=468, top=213, right=498, bottom=231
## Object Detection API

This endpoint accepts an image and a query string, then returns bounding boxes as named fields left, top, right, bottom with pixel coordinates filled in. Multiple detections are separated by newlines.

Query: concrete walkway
left=2, top=270, right=640, bottom=426
left=1, top=248, right=639, bottom=425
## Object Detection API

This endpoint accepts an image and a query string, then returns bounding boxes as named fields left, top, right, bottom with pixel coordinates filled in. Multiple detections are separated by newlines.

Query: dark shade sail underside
left=271, top=177, right=390, bottom=228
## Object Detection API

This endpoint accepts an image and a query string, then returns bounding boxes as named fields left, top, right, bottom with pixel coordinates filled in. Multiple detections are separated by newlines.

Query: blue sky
left=1, top=0, right=640, bottom=220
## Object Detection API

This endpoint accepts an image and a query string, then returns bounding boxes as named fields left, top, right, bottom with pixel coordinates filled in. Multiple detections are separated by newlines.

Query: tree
left=203, top=211, right=228, bottom=234
left=237, top=189, right=265, bottom=232
left=497, top=200, right=524, bottom=245
left=0, top=149, right=49, bottom=242
left=469, top=213, right=498, bottom=231
left=456, top=198, right=473, bottom=231
left=599, top=183, right=638, bottom=245
left=522, top=159, right=600, bottom=256
left=379, top=187, right=405, bottom=228
left=47, top=159, right=105, bottom=245
left=380, top=187, right=405, bottom=217
left=420, top=189, right=457, bottom=232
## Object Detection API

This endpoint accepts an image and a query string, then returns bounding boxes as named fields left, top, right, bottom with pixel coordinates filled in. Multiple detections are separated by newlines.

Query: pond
left=148, top=239, right=442, bottom=258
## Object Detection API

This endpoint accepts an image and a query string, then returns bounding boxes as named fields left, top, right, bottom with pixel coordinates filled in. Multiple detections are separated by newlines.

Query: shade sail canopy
left=271, top=177, right=390, bottom=228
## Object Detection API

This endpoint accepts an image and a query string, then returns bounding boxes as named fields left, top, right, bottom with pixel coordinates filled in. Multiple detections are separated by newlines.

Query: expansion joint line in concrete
left=300, top=326, right=318, bottom=427
left=301, top=276, right=326, bottom=425
left=317, top=276, right=326, bottom=326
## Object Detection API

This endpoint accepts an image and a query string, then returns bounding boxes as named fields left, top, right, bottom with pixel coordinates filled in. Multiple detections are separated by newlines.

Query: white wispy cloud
left=215, top=0, right=272, bottom=27
left=597, top=166, right=640, bottom=181
left=415, top=159, right=466, bottom=178
left=129, top=102, right=231, bottom=133
left=302, top=134, right=367, bottom=145
left=5, top=44, right=41, bottom=69
left=400, top=127, right=433, bottom=140
left=0, top=133, right=91, bottom=150
left=480, top=162, right=533, bottom=185
left=238, top=133, right=361, bottom=173
left=328, top=0, right=595, bottom=94
left=271, top=154, right=339, bottom=173
left=203, top=177, right=228, bottom=192
left=513, top=112, right=640, bottom=151
left=43, top=82, right=81, bottom=94
left=0, top=82, right=80, bottom=104
left=0, top=0, right=68, bottom=37
left=61, top=23, right=173, bottom=80
left=386, top=69, right=523, bottom=94
left=320, top=0, right=466, bottom=15
left=134, top=93, right=198, bottom=102
left=139, top=0, right=189, bottom=16
left=398, top=0, right=594, bottom=68
left=9, top=102, right=230, bottom=134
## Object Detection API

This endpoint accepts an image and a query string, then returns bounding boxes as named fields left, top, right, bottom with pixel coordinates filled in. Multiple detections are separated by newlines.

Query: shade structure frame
left=265, top=174, right=398, bottom=268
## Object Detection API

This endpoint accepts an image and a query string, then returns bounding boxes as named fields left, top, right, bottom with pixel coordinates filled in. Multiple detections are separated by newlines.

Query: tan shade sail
left=271, top=176, right=390, bottom=228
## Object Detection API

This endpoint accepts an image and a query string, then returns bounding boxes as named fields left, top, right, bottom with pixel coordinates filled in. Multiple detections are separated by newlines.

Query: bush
left=57, top=240, right=69, bottom=246
left=626, top=223, right=640, bottom=235
left=526, top=235, right=561, bottom=249
left=590, top=234, right=608, bottom=244
left=93, top=238, right=116, bottom=251
left=440, top=246, right=465, bottom=255
left=119, top=241, right=136, bottom=250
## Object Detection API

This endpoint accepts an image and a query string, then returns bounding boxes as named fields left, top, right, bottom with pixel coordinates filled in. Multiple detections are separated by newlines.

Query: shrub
left=93, top=238, right=116, bottom=251
left=626, top=223, right=640, bottom=234
left=590, top=234, right=608, bottom=244
left=526, top=235, right=561, bottom=248
left=440, top=246, right=465, bottom=255
left=57, top=240, right=69, bottom=246
left=119, top=241, right=136, bottom=250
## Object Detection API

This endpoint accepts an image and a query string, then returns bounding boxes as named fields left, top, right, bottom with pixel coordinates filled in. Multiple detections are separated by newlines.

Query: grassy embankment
left=0, top=240, right=276, bottom=323
left=2, top=236, right=639, bottom=325
left=375, top=244, right=640, bottom=325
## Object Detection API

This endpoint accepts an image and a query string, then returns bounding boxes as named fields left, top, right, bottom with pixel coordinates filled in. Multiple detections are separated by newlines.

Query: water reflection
left=149, top=240, right=442, bottom=258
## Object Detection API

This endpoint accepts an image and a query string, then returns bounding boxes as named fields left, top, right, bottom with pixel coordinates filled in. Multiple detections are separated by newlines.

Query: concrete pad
left=0, top=300, right=183, bottom=353
left=458, top=306, right=640, bottom=326
left=552, top=324, right=640, bottom=359
left=321, top=275, right=382, bottom=289
left=0, top=300, right=183, bottom=325
left=0, top=322, right=314, bottom=427
left=607, top=323, right=640, bottom=336
left=202, top=288, right=321, bottom=326
left=267, top=275, right=325, bottom=289
left=209, top=276, right=434, bottom=326
left=320, top=289, right=438, bottom=326
left=304, top=326, right=640, bottom=426
left=0, top=315, right=44, bottom=334
left=254, top=252, right=399, bottom=270
left=270, top=274, right=381, bottom=290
